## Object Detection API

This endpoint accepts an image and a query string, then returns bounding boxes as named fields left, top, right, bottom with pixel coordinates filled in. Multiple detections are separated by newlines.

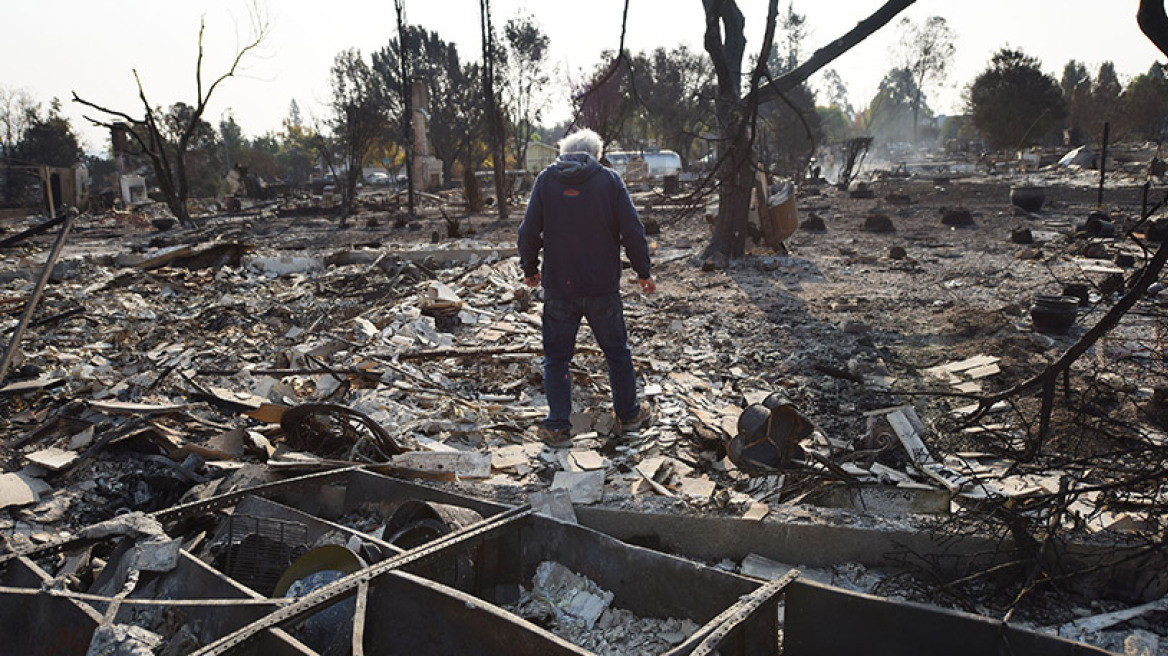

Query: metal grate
left=222, top=514, right=308, bottom=597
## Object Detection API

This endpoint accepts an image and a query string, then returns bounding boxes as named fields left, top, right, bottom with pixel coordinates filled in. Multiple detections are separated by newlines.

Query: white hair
left=558, top=129, right=603, bottom=158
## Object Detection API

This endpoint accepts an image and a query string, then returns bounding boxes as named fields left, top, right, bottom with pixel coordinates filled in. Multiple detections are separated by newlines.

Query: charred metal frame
left=0, top=467, right=1121, bottom=655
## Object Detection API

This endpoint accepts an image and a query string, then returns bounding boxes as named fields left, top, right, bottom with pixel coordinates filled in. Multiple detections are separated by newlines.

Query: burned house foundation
left=0, top=466, right=1122, bottom=655
left=7, top=138, right=1168, bottom=654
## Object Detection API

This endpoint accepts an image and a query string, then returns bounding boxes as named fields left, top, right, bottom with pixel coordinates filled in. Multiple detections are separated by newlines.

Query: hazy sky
left=4, top=1, right=1164, bottom=153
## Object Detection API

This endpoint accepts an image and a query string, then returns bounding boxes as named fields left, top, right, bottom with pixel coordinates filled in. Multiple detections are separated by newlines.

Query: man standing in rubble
left=518, top=128, right=655, bottom=447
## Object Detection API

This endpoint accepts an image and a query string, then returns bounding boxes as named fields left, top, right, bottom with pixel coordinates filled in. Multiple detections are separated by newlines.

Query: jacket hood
left=549, top=152, right=602, bottom=184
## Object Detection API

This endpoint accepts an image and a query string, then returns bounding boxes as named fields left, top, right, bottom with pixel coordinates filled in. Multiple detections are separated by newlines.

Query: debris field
left=3, top=154, right=1168, bottom=654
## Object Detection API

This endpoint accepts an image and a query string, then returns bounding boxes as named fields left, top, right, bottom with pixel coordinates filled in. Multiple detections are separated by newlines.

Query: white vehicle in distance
left=605, top=149, right=682, bottom=181
left=364, top=171, right=392, bottom=185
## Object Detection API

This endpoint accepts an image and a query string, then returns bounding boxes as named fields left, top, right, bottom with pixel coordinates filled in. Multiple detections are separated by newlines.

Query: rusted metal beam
left=0, top=586, right=291, bottom=607
left=351, top=577, right=369, bottom=656
left=190, top=506, right=533, bottom=655
left=680, top=572, right=798, bottom=656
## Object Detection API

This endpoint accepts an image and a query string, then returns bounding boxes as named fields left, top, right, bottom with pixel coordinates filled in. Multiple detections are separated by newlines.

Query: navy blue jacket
left=518, top=153, right=651, bottom=300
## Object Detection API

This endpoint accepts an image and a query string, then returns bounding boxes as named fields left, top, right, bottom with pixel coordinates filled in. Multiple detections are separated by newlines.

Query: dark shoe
left=618, top=402, right=653, bottom=434
left=537, top=425, right=573, bottom=448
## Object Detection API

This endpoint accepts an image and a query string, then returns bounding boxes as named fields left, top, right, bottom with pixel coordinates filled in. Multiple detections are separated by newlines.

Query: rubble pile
left=3, top=159, right=1168, bottom=652
left=505, top=561, right=700, bottom=655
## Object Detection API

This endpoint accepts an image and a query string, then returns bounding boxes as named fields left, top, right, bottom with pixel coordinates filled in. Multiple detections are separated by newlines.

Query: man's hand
left=638, top=277, right=656, bottom=294
left=524, top=274, right=541, bottom=287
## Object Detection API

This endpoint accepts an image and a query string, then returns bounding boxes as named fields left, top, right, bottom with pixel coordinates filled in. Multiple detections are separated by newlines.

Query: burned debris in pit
left=4, top=147, right=1168, bottom=654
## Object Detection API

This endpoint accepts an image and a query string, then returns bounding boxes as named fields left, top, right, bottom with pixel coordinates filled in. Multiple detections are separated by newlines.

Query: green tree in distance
left=13, top=98, right=83, bottom=167
left=1122, top=63, right=1168, bottom=141
left=1061, top=60, right=1091, bottom=146
left=967, top=48, right=1065, bottom=150
left=757, top=5, right=823, bottom=178
left=373, top=25, right=485, bottom=193
left=865, top=67, right=924, bottom=146
left=628, top=45, right=715, bottom=166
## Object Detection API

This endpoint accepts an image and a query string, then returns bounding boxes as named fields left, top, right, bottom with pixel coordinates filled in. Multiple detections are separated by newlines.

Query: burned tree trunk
left=330, top=50, right=387, bottom=224
left=395, top=0, right=417, bottom=219
left=480, top=0, right=509, bottom=220
left=463, top=137, right=484, bottom=213
left=838, top=136, right=873, bottom=190
left=700, top=0, right=916, bottom=263
left=701, top=0, right=752, bottom=264
left=1138, top=0, right=1168, bottom=55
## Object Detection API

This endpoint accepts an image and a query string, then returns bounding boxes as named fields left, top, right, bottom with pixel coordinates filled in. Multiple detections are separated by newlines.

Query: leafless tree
left=394, top=0, right=416, bottom=218
left=480, top=0, right=509, bottom=220
left=700, top=0, right=773, bottom=265
left=701, top=0, right=916, bottom=263
left=837, top=136, right=873, bottom=189
left=72, top=6, right=268, bottom=228
left=0, top=87, right=38, bottom=158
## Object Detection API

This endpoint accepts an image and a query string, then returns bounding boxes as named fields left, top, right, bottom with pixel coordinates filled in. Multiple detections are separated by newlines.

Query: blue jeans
left=542, top=292, right=638, bottom=430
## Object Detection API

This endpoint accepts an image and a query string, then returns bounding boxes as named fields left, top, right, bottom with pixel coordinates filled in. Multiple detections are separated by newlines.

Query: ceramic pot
left=1011, top=227, right=1034, bottom=244
left=1010, top=185, right=1045, bottom=213
left=1062, top=283, right=1090, bottom=306
left=1031, top=295, right=1078, bottom=333
left=1086, top=214, right=1117, bottom=237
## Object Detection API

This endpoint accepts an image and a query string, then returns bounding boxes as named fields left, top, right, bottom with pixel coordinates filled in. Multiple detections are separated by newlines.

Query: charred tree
left=1138, top=0, right=1168, bottom=56
left=700, top=0, right=915, bottom=263
left=395, top=0, right=417, bottom=219
left=73, top=10, right=267, bottom=228
left=480, top=0, right=509, bottom=220
left=837, top=136, right=873, bottom=190
left=700, top=0, right=752, bottom=265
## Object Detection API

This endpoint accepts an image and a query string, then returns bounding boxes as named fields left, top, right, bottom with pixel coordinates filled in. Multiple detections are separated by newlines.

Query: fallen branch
left=0, top=214, right=67, bottom=249
left=196, top=367, right=383, bottom=379
left=398, top=345, right=541, bottom=361
left=1054, top=594, right=1168, bottom=638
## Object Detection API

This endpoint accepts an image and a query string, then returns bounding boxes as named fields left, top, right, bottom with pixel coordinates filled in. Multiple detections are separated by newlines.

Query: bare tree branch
left=71, top=96, right=140, bottom=128
left=746, top=0, right=917, bottom=104
left=200, top=10, right=269, bottom=114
